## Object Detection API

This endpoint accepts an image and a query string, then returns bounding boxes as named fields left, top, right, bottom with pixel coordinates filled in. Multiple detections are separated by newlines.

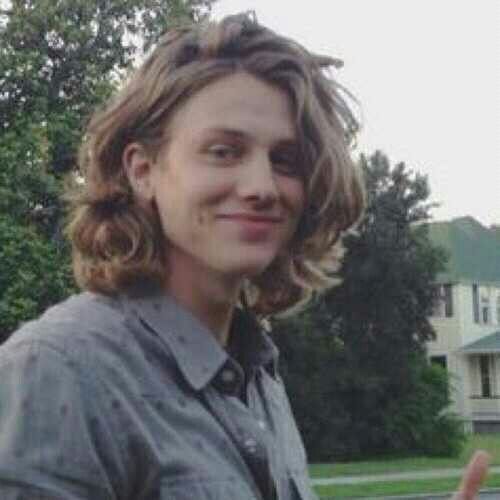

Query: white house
left=426, top=216, right=500, bottom=433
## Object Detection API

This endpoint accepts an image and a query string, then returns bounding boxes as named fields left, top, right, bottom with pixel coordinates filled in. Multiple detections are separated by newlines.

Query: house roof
left=426, top=216, right=500, bottom=284
left=491, top=225, right=500, bottom=239
left=461, top=331, right=500, bottom=354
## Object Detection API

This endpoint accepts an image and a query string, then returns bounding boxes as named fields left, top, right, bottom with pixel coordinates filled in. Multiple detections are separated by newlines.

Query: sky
left=212, top=0, right=500, bottom=227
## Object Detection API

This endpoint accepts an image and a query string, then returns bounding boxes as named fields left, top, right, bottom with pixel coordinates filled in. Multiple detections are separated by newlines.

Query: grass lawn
left=309, top=433, right=500, bottom=478
left=313, top=472, right=500, bottom=499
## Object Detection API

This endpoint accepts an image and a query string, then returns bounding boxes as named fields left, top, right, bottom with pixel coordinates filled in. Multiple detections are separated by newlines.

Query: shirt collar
left=229, top=308, right=279, bottom=377
left=124, top=291, right=279, bottom=391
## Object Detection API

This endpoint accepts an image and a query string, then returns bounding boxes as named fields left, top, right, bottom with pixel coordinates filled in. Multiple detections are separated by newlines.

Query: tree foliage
left=0, top=0, right=215, bottom=342
left=272, top=151, right=464, bottom=461
left=1, top=0, right=213, bottom=180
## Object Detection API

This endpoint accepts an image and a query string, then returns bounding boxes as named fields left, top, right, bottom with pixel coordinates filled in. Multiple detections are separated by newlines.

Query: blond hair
left=67, top=12, right=365, bottom=317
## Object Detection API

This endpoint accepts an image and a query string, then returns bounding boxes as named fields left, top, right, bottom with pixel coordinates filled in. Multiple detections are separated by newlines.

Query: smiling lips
left=216, top=213, right=283, bottom=241
left=217, top=213, right=283, bottom=223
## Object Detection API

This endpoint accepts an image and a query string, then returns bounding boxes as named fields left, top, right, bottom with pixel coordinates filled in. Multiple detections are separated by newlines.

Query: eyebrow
left=202, top=127, right=298, bottom=147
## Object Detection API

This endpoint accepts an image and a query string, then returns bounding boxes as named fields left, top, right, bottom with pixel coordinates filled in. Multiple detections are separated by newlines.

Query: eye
left=270, top=149, right=301, bottom=177
left=206, top=144, right=241, bottom=162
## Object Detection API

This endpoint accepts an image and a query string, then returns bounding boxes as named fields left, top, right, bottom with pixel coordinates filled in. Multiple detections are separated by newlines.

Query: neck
left=164, top=252, right=242, bottom=347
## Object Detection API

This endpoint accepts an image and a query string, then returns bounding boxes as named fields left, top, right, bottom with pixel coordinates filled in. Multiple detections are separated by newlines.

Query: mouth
left=216, top=214, right=284, bottom=223
left=216, top=213, right=284, bottom=241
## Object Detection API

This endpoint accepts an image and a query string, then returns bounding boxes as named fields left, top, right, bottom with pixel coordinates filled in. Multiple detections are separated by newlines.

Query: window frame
left=479, top=354, right=493, bottom=398
left=432, top=283, right=454, bottom=318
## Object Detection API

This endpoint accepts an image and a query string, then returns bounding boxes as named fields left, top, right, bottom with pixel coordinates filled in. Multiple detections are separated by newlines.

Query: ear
left=123, top=142, right=155, bottom=203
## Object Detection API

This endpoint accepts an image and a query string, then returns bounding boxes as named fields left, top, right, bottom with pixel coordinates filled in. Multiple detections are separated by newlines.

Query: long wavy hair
left=66, top=12, right=365, bottom=317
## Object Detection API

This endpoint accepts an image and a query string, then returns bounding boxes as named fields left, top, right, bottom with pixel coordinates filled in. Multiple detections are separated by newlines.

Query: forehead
left=167, top=72, right=297, bottom=143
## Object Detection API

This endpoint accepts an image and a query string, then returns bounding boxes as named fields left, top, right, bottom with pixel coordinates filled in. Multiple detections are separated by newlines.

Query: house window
left=473, top=284, right=480, bottom=323
left=482, top=305, right=489, bottom=324
left=481, top=292, right=490, bottom=325
left=443, top=284, right=453, bottom=317
left=471, top=285, right=492, bottom=325
left=479, top=355, right=492, bottom=398
left=430, top=355, right=447, bottom=370
left=432, top=284, right=453, bottom=317
left=497, top=296, right=500, bottom=325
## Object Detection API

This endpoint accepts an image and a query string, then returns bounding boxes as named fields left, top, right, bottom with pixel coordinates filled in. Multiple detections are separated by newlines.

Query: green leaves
left=0, top=215, right=76, bottom=342
left=386, top=360, right=465, bottom=457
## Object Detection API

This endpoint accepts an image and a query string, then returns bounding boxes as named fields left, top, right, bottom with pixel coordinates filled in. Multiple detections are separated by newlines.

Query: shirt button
left=221, top=369, right=236, bottom=384
left=257, top=420, right=266, bottom=430
left=243, top=437, right=258, bottom=454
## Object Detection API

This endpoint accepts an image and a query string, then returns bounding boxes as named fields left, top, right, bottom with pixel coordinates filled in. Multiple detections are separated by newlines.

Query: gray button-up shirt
left=0, top=291, right=317, bottom=500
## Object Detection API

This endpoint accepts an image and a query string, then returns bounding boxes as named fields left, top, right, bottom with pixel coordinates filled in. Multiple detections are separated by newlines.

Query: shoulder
left=1, top=292, right=126, bottom=361
left=0, top=295, right=126, bottom=497
left=0, top=291, right=141, bottom=421
left=0, top=292, right=139, bottom=392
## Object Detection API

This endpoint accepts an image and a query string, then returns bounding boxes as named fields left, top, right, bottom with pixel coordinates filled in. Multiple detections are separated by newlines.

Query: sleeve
left=0, top=340, right=120, bottom=500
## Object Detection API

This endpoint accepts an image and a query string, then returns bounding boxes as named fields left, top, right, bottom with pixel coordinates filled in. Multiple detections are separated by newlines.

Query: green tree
left=272, top=151, right=464, bottom=461
left=0, top=0, right=215, bottom=342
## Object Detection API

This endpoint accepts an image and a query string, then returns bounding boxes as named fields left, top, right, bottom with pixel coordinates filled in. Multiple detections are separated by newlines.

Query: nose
left=237, top=153, right=279, bottom=207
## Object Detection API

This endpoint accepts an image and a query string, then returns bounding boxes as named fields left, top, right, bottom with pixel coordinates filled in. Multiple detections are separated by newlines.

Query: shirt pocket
left=160, top=475, right=256, bottom=500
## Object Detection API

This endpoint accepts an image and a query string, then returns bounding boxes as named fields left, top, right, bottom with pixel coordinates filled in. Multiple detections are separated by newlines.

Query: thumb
left=452, top=450, right=490, bottom=500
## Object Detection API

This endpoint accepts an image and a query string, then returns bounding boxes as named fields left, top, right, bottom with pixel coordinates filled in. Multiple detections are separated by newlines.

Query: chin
left=222, top=256, right=277, bottom=280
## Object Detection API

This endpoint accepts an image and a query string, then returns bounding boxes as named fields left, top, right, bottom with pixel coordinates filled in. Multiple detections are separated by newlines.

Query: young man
left=0, top=12, right=487, bottom=500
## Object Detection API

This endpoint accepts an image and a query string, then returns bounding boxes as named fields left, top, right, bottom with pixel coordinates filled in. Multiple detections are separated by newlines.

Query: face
left=126, top=72, right=305, bottom=286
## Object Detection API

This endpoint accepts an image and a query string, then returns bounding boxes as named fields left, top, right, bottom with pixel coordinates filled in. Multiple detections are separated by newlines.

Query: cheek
left=282, top=179, right=306, bottom=216
left=181, top=176, right=234, bottom=227
left=199, top=171, right=235, bottom=199
left=191, top=176, right=236, bottom=220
